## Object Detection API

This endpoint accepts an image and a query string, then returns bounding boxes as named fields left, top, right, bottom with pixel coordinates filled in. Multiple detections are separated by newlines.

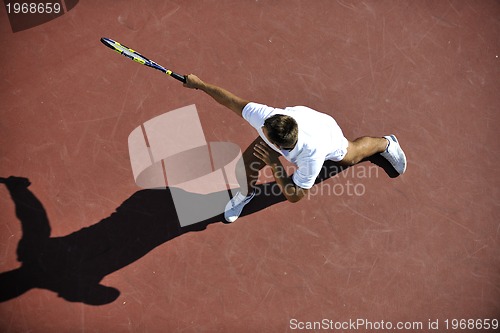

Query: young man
left=183, top=74, right=407, bottom=222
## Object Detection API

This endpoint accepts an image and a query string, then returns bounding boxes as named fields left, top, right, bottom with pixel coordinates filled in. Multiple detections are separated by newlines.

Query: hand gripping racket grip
left=169, top=72, right=187, bottom=83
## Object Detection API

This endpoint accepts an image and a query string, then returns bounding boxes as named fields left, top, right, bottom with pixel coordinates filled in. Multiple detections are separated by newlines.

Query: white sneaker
left=224, top=191, right=255, bottom=223
left=381, top=135, right=407, bottom=174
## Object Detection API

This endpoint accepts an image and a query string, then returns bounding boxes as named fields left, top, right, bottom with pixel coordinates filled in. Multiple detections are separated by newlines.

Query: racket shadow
left=0, top=177, right=285, bottom=305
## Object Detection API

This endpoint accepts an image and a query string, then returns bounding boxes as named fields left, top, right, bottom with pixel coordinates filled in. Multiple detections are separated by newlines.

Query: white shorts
left=326, top=135, right=349, bottom=162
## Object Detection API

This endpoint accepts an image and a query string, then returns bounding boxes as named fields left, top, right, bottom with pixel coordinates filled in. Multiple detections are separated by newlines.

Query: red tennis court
left=1, top=1, right=499, bottom=332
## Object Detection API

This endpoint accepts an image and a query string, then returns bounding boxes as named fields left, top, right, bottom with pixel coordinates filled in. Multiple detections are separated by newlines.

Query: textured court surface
left=1, top=1, right=499, bottom=332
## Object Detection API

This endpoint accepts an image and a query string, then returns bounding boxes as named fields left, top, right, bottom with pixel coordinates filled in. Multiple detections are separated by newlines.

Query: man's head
left=262, top=114, right=298, bottom=150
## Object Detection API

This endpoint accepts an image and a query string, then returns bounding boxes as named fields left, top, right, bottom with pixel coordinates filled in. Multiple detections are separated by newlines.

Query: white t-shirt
left=242, top=102, right=349, bottom=189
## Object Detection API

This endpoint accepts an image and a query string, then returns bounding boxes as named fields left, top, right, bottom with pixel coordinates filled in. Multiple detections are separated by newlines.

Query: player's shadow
left=0, top=158, right=395, bottom=305
left=0, top=176, right=288, bottom=306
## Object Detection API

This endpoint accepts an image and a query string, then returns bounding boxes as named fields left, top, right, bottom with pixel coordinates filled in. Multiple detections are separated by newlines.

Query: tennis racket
left=100, top=37, right=186, bottom=83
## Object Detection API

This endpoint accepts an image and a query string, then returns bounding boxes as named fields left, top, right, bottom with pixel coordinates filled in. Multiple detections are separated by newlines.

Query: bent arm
left=252, top=143, right=309, bottom=203
left=184, top=74, right=249, bottom=118
left=269, top=161, right=309, bottom=203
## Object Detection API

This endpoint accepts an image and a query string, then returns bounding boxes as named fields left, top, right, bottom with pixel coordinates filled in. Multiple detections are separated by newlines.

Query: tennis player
left=184, top=74, right=407, bottom=222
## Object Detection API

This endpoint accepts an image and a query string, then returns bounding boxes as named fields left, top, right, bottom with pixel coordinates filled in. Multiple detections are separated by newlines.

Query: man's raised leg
left=225, top=137, right=267, bottom=222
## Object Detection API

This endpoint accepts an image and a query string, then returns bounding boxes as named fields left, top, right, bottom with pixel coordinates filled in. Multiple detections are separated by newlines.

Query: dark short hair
left=263, top=114, right=298, bottom=147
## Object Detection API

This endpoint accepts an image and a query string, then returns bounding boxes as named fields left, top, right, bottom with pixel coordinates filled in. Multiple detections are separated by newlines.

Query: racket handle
left=170, top=72, right=187, bottom=83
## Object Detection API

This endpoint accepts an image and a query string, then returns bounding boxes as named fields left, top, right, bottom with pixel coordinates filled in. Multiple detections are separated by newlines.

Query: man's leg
left=238, top=136, right=267, bottom=196
left=340, top=137, right=388, bottom=166
left=225, top=137, right=267, bottom=222
left=340, top=135, right=407, bottom=174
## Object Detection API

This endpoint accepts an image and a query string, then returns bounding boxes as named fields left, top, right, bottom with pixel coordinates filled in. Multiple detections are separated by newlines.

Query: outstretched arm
left=184, top=74, right=249, bottom=118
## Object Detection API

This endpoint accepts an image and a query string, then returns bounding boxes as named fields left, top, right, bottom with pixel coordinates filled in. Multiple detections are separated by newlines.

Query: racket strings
left=101, top=37, right=173, bottom=77
left=111, top=41, right=148, bottom=65
left=123, top=48, right=147, bottom=65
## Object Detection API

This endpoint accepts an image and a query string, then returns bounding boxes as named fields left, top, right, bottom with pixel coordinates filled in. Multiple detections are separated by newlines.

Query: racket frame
left=100, top=37, right=186, bottom=83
